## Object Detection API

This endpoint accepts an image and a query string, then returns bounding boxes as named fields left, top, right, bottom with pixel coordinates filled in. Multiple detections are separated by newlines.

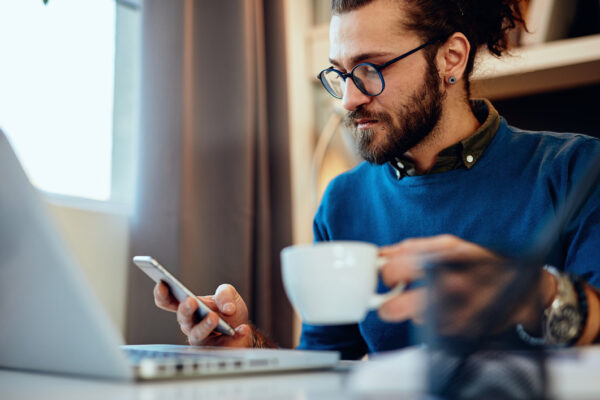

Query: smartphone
left=133, top=255, right=235, bottom=336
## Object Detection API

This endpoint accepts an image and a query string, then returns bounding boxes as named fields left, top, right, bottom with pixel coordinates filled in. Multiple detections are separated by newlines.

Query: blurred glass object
left=428, top=349, right=547, bottom=400
left=422, top=259, right=549, bottom=399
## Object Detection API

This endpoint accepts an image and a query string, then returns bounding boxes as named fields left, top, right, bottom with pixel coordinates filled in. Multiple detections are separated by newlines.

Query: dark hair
left=331, top=0, right=527, bottom=96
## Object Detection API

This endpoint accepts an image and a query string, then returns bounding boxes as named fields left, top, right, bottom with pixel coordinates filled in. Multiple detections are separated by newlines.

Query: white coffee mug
left=280, top=241, right=405, bottom=325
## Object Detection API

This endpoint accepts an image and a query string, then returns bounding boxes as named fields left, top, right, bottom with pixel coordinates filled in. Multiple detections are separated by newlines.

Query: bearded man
left=155, top=0, right=600, bottom=358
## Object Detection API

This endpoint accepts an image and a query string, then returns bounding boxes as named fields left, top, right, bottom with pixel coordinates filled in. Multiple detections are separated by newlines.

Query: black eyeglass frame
left=317, top=40, right=437, bottom=99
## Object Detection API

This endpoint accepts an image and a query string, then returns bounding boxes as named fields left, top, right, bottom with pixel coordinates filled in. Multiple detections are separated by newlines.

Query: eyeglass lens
left=321, top=63, right=383, bottom=99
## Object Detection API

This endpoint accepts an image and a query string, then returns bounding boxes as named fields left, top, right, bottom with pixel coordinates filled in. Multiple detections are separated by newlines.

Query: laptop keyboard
left=123, top=347, right=252, bottom=378
left=125, top=348, right=218, bottom=361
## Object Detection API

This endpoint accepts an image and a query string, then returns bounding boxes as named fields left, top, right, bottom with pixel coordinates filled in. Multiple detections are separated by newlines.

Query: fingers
left=380, top=235, right=461, bottom=257
left=176, top=296, right=232, bottom=345
left=213, top=284, right=238, bottom=316
left=377, top=235, right=508, bottom=332
left=176, top=296, right=221, bottom=334
left=381, top=234, right=497, bottom=262
left=187, top=312, right=220, bottom=346
left=176, top=297, right=201, bottom=335
left=196, top=295, right=218, bottom=312
left=213, top=284, right=249, bottom=322
left=379, top=253, right=425, bottom=287
left=379, top=235, right=502, bottom=288
left=234, top=323, right=253, bottom=338
left=187, top=318, right=254, bottom=348
left=154, top=282, right=179, bottom=312
left=378, top=288, right=426, bottom=322
left=174, top=284, right=250, bottom=346
left=379, top=236, right=465, bottom=288
left=200, top=323, right=254, bottom=348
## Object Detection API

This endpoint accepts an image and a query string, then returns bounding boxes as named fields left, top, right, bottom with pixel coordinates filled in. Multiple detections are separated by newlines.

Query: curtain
left=126, top=0, right=294, bottom=348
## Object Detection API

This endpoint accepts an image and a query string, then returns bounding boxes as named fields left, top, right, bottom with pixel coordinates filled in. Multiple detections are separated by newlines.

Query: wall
left=45, top=198, right=130, bottom=335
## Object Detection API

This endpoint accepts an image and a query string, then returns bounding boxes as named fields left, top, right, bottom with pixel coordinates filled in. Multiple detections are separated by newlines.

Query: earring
left=448, top=76, right=457, bottom=85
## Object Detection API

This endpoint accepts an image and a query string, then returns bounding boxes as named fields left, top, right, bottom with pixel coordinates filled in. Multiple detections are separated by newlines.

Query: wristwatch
left=542, top=266, right=585, bottom=345
left=517, top=266, right=587, bottom=346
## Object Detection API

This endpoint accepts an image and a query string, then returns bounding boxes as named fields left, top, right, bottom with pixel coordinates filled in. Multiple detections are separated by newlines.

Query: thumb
left=214, top=284, right=239, bottom=316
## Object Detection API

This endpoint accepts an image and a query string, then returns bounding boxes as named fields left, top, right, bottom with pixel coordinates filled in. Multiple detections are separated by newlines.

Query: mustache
left=343, top=107, right=393, bottom=128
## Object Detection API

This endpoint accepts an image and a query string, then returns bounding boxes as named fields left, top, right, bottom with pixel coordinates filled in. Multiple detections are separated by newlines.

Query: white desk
left=3, top=349, right=600, bottom=400
left=0, top=366, right=366, bottom=400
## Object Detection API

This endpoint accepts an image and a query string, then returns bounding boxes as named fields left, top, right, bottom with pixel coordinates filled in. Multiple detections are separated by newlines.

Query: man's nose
left=341, top=78, right=372, bottom=111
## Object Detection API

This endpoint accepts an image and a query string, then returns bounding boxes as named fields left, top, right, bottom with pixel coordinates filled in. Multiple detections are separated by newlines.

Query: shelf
left=307, top=26, right=600, bottom=100
left=472, top=34, right=600, bottom=99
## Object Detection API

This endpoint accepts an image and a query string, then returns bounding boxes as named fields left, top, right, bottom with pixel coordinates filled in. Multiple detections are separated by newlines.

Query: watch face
left=547, top=305, right=582, bottom=343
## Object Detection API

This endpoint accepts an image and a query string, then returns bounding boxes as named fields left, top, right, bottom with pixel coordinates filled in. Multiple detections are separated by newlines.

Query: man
left=155, top=0, right=600, bottom=357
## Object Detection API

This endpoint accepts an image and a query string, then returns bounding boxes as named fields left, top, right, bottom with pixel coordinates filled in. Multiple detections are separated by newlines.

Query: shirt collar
left=392, top=99, right=501, bottom=179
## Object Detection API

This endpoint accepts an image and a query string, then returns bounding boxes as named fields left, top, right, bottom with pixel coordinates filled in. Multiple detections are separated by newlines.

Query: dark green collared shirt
left=391, top=99, right=501, bottom=179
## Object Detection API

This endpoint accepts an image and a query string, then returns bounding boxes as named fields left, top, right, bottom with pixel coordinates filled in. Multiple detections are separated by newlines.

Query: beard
left=344, top=61, right=444, bottom=165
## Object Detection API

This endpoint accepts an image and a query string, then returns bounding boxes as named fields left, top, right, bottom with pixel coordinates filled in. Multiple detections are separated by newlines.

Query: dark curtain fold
left=126, top=0, right=293, bottom=348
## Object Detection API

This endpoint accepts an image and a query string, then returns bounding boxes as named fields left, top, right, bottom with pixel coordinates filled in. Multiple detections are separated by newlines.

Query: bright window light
left=0, top=0, right=116, bottom=201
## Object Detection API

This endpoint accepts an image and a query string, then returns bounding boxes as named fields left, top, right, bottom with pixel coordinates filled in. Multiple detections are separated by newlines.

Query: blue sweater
left=298, top=118, right=600, bottom=359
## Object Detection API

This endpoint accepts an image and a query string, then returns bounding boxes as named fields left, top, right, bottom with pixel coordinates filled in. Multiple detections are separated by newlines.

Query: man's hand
left=378, top=234, right=557, bottom=336
left=153, top=282, right=254, bottom=347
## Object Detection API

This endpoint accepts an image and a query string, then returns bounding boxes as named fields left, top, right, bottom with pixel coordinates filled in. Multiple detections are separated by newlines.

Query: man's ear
left=436, top=32, right=470, bottom=86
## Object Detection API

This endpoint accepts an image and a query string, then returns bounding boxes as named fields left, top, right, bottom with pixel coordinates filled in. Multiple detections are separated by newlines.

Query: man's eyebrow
left=329, top=52, right=393, bottom=69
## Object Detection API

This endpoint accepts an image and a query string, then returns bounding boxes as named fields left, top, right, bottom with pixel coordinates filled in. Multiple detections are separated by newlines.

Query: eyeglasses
left=318, top=40, right=435, bottom=99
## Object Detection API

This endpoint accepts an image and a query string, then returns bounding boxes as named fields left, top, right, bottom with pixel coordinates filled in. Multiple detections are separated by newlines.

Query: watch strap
left=516, top=266, right=586, bottom=347
left=567, top=272, right=588, bottom=345
left=575, top=283, right=600, bottom=345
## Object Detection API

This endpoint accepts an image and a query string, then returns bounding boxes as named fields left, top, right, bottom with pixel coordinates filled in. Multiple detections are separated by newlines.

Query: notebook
left=0, top=129, right=339, bottom=380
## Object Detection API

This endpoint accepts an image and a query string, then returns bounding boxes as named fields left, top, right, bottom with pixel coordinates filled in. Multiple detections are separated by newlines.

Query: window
left=0, top=0, right=140, bottom=204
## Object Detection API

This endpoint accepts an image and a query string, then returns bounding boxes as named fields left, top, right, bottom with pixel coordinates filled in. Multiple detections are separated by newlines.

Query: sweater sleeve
left=559, top=137, right=600, bottom=287
left=297, top=322, right=368, bottom=360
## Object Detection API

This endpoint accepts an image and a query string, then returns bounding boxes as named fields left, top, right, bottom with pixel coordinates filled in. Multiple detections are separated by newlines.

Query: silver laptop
left=0, top=129, right=339, bottom=380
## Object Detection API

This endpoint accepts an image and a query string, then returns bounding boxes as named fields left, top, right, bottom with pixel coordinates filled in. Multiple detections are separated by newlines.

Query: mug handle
left=368, top=256, right=406, bottom=309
